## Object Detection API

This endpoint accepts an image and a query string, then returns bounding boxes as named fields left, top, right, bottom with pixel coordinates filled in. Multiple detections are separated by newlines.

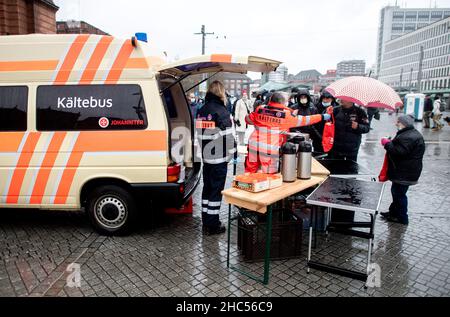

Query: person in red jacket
left=245, top=92, right=331, bottom=174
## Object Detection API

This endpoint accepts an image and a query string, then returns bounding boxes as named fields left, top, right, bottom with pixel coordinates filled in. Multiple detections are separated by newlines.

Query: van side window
left=0, top=86, right=28, bottom=131
left=36, top=85, right=147, bottom=131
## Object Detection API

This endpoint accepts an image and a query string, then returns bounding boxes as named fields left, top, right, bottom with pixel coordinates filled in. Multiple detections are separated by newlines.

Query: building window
left=404, top=24, right=416, bottom=31
left=418, top=11, right=430, bottom=19
left=36, top=85, right=147, bottom=131
left=393, top=11, right=405, bottom=19
left=0, top=86, right=28, bottom=131
left=431, top=11, right=443, bottom=19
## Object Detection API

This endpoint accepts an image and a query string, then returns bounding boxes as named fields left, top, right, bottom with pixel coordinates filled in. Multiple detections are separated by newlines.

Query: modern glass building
left=376, top=5, right=450, bottom=76
left=378, top=17, right=450, bottom=95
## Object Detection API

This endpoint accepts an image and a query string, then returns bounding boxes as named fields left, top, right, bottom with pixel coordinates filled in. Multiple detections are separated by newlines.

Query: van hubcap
left=95, top=196, right=127, bottom=229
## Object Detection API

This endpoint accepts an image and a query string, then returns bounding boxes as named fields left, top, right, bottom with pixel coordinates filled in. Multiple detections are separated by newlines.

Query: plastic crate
left=237, top=209, right=302, bottom=262
left=289, top=193, right=327, bottom=231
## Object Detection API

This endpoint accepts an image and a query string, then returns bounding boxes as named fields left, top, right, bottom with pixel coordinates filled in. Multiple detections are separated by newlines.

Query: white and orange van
left=0, top=33, right=280, bottom=235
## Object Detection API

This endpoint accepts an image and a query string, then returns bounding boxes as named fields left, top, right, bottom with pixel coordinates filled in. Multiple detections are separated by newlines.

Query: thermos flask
left=281, top=142, right=297, bottom=183
left=297, top=141, right=312, bottom=180
left=289, top=134, right=305, bottom=153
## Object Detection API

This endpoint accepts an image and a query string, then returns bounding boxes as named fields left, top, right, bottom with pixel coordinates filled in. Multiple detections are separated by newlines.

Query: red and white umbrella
left=325, top=76, right=403, bottom=110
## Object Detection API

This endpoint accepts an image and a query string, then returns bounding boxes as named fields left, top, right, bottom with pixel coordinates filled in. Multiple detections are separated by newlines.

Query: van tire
left=86, top=185, right=136, bottom=236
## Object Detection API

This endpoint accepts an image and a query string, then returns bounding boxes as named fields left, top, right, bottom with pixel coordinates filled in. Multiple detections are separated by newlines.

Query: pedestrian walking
left=380, top=114, right=425, bottom=225
left=234, top=92, right=253, bottom=146
left=197, top=81, right=237, bottom=235
left=432, top=95, right=444, bottom=131
left=423, top=94, right=433, bottom=129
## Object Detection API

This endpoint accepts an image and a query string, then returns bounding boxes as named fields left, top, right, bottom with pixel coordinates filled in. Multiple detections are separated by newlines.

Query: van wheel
left=87, top=185, right=136, bottom=236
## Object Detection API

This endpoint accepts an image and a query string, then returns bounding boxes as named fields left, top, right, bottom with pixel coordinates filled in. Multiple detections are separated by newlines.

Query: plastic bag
left=322, top=113, right=335, bottom=153
left=378, top=154, right=389, bottom=182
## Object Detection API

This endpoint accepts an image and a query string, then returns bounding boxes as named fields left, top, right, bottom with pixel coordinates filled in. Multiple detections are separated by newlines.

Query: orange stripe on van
left=30, top=132, right=67, bottom=205
left=6, top=133, right=41, bottom=204
left=54, top=151, right=84, bottom=205
left=105, top=39, right=134, bottom=84
left=54, top=34, right=90, bottom=85
left=211, top=54, right=232, bottom=63
left=73, top=130, right=167, bottom=152
left=0, top=133, right=25, bottom=152
left=125, top=57, right=149, bottom=69
left=79, top=36, right=114, bottom=84
left=53, top=130, right=167, bottom=205
left=0, top=60, right=58, bottom=72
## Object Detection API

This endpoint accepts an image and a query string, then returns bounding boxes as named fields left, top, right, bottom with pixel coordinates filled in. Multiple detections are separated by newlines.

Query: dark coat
left=197, top=92, right=236, bottom=164
left=288, top=90, right=322, bottom=152
left=385, top=127, right=425, bottom=185
left=332, top=105, right=370, bottom=157
left=424, top=98, right=433, bottom=112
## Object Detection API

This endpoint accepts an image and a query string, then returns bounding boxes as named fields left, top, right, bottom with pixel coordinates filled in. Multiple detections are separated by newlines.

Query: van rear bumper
left=130, top=170, right=201, bottom=209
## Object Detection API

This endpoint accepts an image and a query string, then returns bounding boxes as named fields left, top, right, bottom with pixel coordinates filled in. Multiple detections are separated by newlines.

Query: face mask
left=300, top=98, right=308, bottom=105
left=190, top=98, right=196, bottom=103
left=322, top=102, right=331, bottom=107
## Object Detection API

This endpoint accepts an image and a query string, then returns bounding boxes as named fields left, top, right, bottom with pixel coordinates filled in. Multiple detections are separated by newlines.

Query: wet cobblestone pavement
left=1, top=112, right=450, bottom=297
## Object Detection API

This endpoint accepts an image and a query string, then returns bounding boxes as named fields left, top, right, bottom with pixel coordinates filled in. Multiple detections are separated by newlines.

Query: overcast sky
left=54, top=0, right=450, bottom=78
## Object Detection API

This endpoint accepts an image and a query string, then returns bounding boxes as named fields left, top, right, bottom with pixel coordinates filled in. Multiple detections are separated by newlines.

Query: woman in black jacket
left=380, top=114, right=425, bottom=225
left=197, top=81, right=236, bottom=235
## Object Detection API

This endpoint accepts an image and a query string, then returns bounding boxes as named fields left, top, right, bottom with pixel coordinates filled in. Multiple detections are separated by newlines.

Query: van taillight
left=167, top=164, right=181, bottom=183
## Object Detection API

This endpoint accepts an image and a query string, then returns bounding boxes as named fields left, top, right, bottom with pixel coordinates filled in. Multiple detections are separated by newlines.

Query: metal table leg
left=227, top=204, right=232, bottom=269
left=227, top=205, right=274, bottom=285
left=263, top=205, right=273, bottom=285
left=365, top=213, right=376, bottom=288
left=307, top=212, right=313, bottom=274
left=313, top=206, right=318, bottom=249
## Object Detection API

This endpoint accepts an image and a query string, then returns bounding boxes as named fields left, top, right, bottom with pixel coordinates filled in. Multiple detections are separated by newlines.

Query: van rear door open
left=157, top=54, right=281, bottom=203
left=158, top=55, right=281, bottom=78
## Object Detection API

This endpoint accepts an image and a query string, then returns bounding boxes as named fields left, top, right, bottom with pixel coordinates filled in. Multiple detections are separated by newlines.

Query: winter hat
left=398, top=114, right=415, bottom=128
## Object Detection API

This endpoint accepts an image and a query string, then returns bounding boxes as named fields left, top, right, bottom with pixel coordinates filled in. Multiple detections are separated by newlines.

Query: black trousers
left=389, top=183, right=410, bottom=224
left=201, top=162, right=228, bottom=229
left=327, top=149, right=358, bottom=162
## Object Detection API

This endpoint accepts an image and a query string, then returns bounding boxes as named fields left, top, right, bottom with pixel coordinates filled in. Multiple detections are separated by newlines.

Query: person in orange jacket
left=245, top=92, right=331, bottom=174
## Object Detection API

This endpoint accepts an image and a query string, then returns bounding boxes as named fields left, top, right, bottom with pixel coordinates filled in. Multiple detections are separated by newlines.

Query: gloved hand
left=381, top=137, right=391, bottom=146
left=322, top=114, right=331, bottom=121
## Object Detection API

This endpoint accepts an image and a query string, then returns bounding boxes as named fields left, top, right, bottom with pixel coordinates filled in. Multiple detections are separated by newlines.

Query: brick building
left=57, top=20, right=109, bottom=35
left=0, top=0, right=59, bottom=35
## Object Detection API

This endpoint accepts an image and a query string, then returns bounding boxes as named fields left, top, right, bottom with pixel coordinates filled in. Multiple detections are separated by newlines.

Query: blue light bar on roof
left=135, top=33, right=148, bottom=43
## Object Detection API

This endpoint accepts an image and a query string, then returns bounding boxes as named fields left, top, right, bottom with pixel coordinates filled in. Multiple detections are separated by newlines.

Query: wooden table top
left=222, top=158, right=330, bottom=214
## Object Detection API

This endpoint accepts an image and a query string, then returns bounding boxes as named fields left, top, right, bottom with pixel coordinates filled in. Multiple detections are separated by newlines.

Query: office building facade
left=376, top=5, right=450, bottom=76
left=378, top=17, right=450, bottom=94
left=337, top=60, right=366, bottom=77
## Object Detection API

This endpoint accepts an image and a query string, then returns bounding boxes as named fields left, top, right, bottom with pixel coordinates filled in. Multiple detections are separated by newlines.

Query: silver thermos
left=281, top=142, right=297, bottom=183
left=297, top=141, right=312, bottom=180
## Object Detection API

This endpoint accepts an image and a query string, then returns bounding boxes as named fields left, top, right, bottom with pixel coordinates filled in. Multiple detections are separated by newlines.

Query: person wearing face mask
left=188, top=93, right=200, bottom=119
left=245, top=92, right=331, bottom=174
left=288, top=87, right=300, bottom=109
left=290, top=89, right=324, bottom=154
left=234, top=92, right=253, bottom=145
left=380, top=114, right=425, bottom=225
